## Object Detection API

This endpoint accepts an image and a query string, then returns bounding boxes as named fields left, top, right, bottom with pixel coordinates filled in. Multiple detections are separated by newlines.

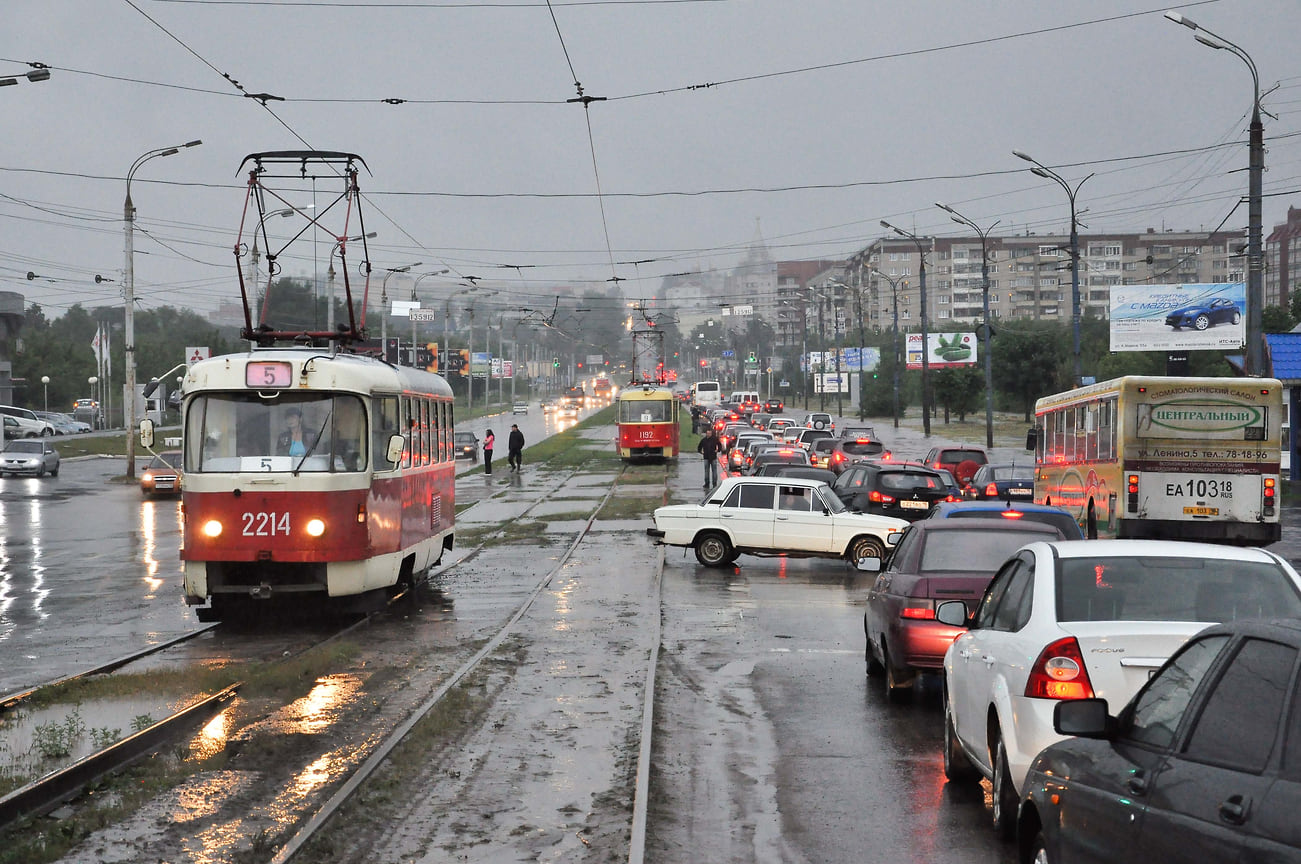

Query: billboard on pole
left=906, top=333, right=978, bottom=369
left=1109, top=282, right=1245, bottom=352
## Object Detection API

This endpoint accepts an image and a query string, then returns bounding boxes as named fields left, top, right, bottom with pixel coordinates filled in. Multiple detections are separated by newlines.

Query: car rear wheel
left=847, top=535, right=884, bottom=563
left=694, top=531, right=734, bottom=568
left=881, top=644, right=909, bottom=702
left=992, top=734, right=1018, bottom=839
left=863, top=616, right=884, bottom=676
left=942, top=694, right=979, bottom=783
left=1028, top=830, right=1052, bottom=864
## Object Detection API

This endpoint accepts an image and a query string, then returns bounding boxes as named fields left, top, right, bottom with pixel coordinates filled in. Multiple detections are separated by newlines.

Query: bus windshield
left=187, top=393, right=367, bottom=473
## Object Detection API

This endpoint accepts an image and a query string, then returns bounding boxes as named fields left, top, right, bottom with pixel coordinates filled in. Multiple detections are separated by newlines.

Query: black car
left=963, top=462, right=1035, bottom=500
left=763, top=398, right=784, bottom=413
left=454, top=431, right=480, bottom=461
left=753, top=464, right=836, bottom=485
left=832, top=463, right=954, bottom=522
left=1019, top=619, right=1301, bottom=863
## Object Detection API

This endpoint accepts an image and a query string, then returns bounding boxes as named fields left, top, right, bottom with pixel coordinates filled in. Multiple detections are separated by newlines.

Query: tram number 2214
left=1165, top=478, right=1233, bottom=499
left=243, top=511, right=291, bottom=536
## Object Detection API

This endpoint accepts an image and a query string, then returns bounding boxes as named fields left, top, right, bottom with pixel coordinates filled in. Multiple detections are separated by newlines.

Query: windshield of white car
left=820, top=487, right=846, bottom=513
left=5, top=441, right=42, bottom=454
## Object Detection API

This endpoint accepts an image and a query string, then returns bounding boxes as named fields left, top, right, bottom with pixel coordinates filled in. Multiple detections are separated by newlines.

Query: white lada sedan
left=647, top=475, right=908, bottom=567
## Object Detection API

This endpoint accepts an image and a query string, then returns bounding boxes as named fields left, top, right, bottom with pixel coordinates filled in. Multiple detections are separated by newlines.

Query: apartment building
left=1266, top=206, right=1301, bottom=310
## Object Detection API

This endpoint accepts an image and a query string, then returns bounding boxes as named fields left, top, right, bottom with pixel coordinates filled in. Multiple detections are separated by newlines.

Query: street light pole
left=410, top=270, right=449, bottom=366
left=1165, top=10, right=1265, bottom=375
left=125, top=139, right=201, bottom=478
left=881, top=223, right=932, bottom=436
left=937, top=203, right=1000, bottom=448
left=872, top=270, right=905, bottom=429
left=380, top=263, right=421, bottom=357
left=41, top=375, right=49, bottom=413
left=1012, top=151, right=1093, bottom=386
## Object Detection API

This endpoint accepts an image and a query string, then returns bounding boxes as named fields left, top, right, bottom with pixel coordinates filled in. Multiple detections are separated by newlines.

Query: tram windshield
left=618, top=398, right=670, bottom=423
left=186, top=393, right=367, bottom=473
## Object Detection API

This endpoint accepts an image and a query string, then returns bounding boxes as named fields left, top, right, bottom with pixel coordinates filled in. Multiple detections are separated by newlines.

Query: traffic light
left=553, top=357, right=559, bottom=368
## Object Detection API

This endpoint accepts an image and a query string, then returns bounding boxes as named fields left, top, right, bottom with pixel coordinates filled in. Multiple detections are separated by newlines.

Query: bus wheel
left=1086, top=502, right=1098, bottom=539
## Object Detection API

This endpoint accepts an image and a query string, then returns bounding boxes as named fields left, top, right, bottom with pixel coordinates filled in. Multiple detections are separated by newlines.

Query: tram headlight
left=202, top=519, right=223, bottom=538
left=305, top=518, right=326, bottom=537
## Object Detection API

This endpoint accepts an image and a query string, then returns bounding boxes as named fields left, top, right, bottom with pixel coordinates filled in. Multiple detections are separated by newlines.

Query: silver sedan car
left=0, top=439, right=61, bottom=477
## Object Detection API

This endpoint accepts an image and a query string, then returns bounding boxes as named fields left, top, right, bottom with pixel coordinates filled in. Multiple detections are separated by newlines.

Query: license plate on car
left=1007, top=488, right=1032, bottom=496
left=900, top=500, right=929, bottom=510
left=1184, top=506, right=1219, bottom=516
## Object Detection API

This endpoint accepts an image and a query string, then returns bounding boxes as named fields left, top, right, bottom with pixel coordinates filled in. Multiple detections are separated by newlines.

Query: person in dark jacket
left=697, top=428, right=721, bottom=488
left=483, top=429, right=495, bottom=475
left=507, top=424, right=525, bottom=471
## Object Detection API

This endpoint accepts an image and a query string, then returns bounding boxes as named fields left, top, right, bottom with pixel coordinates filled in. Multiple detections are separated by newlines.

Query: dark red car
left=862, top=519, right=1065, bottom=700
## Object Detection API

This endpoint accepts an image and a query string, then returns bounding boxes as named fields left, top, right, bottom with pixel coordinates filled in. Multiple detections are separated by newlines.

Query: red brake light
left=855, top=438, right=871, bottom=443
left=899, top=606, right=936, bottom=620
left=1025, top=637, right=1095, bottom=700
left=778, top=449, right=794, bottom=455
left=985, top=482, right=997, bottom=496
left=999, top=510, right=1024, bottom=520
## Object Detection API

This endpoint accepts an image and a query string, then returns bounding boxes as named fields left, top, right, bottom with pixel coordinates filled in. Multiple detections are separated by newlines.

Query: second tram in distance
left=175, top=348, right=456, bottom=618
left=616, top=384, right=680, bottom=461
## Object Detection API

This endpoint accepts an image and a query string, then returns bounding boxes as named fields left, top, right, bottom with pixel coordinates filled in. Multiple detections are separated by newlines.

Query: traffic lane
left=655, top=556, right=1014, bottom=864
left=0, top=457, right=191, bottom=696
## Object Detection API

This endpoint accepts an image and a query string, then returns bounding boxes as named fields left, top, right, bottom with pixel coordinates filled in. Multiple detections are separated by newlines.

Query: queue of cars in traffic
left=656, top=397, right=1301, bottom=860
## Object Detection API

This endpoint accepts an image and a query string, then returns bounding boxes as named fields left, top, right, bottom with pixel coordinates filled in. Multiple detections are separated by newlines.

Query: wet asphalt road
left=6, top=406, right=1301, bottom=862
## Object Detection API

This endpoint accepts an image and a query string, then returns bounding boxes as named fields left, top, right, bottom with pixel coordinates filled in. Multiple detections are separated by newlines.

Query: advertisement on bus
left=1109, top=282, right=1246, bottom=352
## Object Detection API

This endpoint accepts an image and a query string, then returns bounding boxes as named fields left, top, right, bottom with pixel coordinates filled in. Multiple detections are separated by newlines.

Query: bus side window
left=373, top=396, right=400, bottom=471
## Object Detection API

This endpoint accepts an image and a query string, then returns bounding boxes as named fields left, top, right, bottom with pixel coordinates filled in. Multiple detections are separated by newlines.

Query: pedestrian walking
left=697, top=427, right=721, bottom=488
left=507, top=424, right=525, bottom=471
left=483, top=429, right=495, bottom=475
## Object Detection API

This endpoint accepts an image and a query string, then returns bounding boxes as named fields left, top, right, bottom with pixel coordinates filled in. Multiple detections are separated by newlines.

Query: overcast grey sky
left=1, top=0, right=1297, bottom=321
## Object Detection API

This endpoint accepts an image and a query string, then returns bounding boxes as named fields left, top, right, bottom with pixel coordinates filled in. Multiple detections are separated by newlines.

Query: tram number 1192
left=243, top=511, right=292, bottom=536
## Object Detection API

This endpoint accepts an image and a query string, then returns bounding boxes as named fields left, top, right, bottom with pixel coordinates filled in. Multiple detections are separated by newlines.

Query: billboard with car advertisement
left=905, top=332, right=978, bottom=369
left=1109, top=282, right=1245, bottom=352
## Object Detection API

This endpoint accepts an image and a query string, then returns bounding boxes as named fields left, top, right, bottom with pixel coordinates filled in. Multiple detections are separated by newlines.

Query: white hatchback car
left=937, top=539, right=1301, bottom=838
left=647, top=475, right=907, bottom=567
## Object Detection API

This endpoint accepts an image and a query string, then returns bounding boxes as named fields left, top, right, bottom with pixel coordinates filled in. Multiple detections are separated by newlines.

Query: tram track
left=1, top=455, right=672, bottom=862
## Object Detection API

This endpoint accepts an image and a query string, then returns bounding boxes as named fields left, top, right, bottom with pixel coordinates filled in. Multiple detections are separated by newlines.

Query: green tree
left=992, top=324, right=1067, bottom=421
left=931, top=365, right=983, bottom=423
left=1262, top=304, right=1295, bottom=334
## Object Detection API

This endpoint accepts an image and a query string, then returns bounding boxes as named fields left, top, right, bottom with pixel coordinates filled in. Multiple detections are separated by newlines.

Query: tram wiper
left=293, top=409, right=332, bottom=475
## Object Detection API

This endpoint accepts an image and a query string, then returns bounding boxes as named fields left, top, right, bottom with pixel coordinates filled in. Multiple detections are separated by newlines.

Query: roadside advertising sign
left=905, top=332, right=978, bottom=369
left=1109, top=282, right=1245, bottom=352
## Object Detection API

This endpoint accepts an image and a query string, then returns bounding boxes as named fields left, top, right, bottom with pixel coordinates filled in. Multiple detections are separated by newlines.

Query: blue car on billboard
left=1164, top=297, right=1241, bottom=330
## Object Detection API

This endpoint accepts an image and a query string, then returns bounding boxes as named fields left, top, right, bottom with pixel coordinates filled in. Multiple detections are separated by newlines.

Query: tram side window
left=421, top=399, right=431, bottom=466
left=440, top=401, right=449, bottom=462
left=334, top=396, right=366, bottom=471
left=374, top=396, right=400, bottom=471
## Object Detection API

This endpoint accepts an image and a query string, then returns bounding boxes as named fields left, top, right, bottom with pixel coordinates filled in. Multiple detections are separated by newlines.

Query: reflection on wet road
left=0, top=458, right=193, bottom=696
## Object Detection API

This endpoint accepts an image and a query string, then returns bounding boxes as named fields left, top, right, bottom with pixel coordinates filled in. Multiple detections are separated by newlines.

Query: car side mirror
left=935, top=600, right=968, bottom=627
left=139, top=418, right=155, bottom=448
left=1053, top=699, right=1112, bottom=738
left=855, top=557, right=881, bottom=572
left=1025, top=427, right=1040, bottom=451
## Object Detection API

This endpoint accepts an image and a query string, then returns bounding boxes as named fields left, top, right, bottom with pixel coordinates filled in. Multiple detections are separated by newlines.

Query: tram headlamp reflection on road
left=202, top=519, right=223, bottom=538
left=305, top=518, right=326, bottom=537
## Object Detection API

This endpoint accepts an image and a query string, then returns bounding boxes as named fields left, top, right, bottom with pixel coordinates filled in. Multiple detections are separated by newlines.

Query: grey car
left=0, top=439, right=60, bottom=477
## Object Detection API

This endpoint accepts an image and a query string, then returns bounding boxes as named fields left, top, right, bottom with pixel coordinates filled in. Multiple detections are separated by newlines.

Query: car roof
left=901, top=518, right=1062, bottom=537
left=723, top=474, right=823, bottom=488
left=1031, top=538, right=1286, bottom=564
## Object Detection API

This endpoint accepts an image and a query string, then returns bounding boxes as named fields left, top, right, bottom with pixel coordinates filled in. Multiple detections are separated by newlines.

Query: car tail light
left=944, top=494, right=957, bottom=502
left=1127, top=473, right=1139, bottom=512
left=1264, top=477, right=1276, bottom=517
left=1025, top=637, right=1095, bottom=700
left=999, top=510, right=1024, bottom=520
left=868, top=490, right=896, bottom=504
left=984, top=482, right=998, bottom=497
left=899, top=601, right=935, bottom=620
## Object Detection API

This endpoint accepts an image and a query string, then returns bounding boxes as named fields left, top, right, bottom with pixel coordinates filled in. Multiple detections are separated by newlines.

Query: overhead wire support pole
left=937, top=203, right=1000, bottom=449
left=871, top=269, right=906, bottom=430
left=881, top=222, right=932, bottom=436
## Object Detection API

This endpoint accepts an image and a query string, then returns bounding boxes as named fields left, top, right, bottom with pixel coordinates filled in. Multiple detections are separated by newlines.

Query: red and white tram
left=616, top=385, right=680, bottom=461
left=178, top=349, right=455, bottom=618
